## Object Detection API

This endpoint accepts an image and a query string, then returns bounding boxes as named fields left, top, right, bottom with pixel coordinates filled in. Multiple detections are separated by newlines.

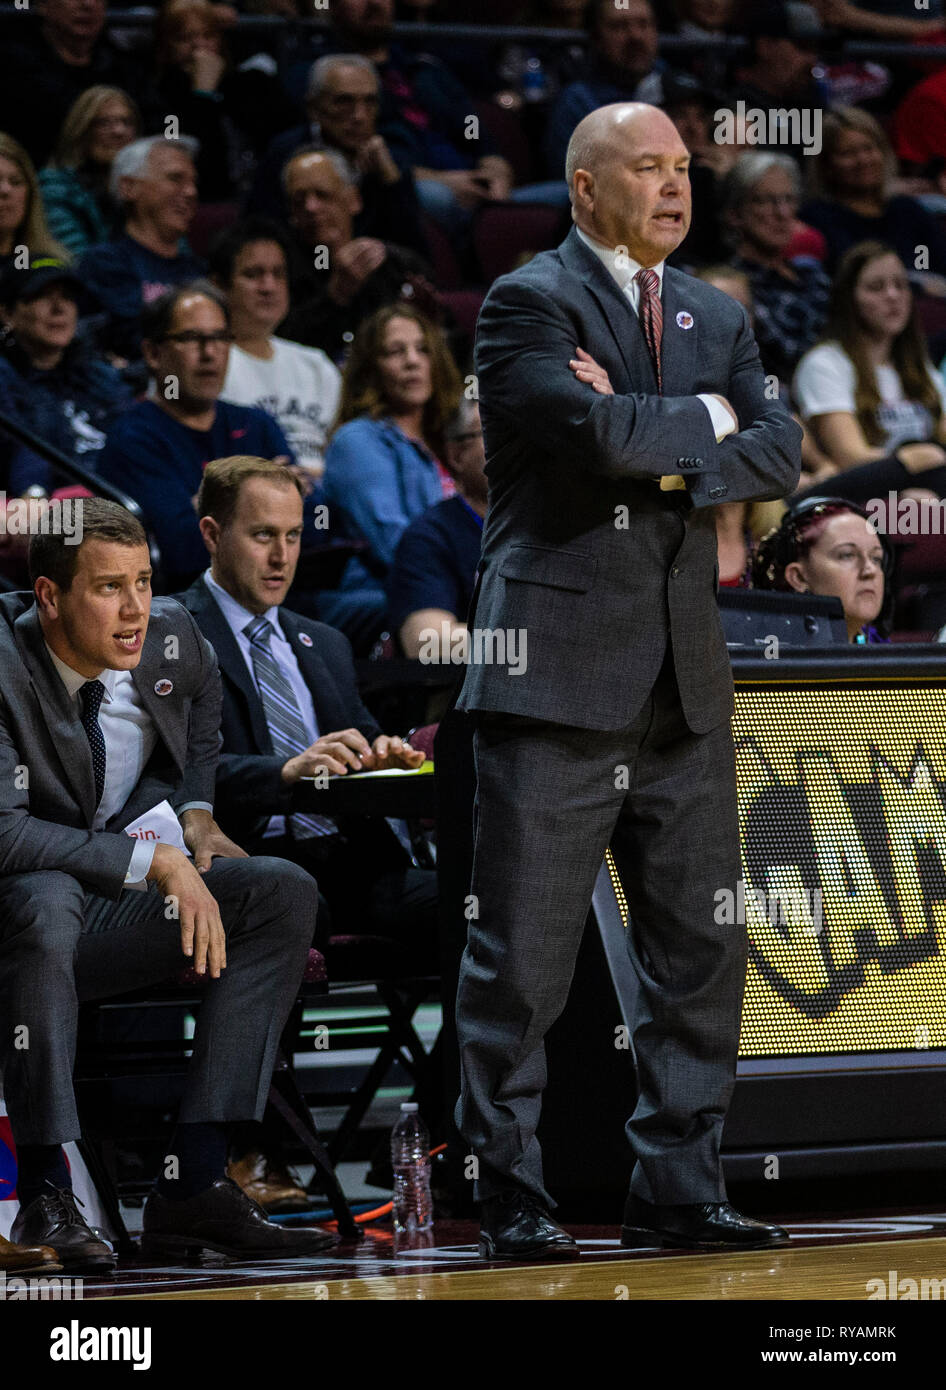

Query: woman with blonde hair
left=38, top=87, right=140, bottom=254
left=323, top=303, right=462, bottom=579
left=0, top=135, right=69, bottom=271
left=801, top=106, right=946, bottom=281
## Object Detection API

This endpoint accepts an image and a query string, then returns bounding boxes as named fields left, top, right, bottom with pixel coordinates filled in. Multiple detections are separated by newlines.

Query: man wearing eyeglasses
left=98, top=282, right=296, bottom=591
left=250, top=55, right=427, bottom=258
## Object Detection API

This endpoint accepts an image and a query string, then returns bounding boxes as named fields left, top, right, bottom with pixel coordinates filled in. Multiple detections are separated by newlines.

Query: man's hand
left=477, top=156, right=514, bottom=201
left=433, top=169, right=493, bottom=209
left=180, top=807, right=248, bottom=874
left=569, top=347, right=614, bottom=395
left=356, top=135, right=402, bottom=186
left=281, top=728, right=374, bottom=784
left=327, top=238, right=388, bottom=305
left=360, top=734, right=425, bottom=772
left=146, top=843, right=227, bottom=978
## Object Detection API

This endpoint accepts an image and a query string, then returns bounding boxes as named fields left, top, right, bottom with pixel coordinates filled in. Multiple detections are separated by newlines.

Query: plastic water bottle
left=391, top=1102, right=433, bottom=1234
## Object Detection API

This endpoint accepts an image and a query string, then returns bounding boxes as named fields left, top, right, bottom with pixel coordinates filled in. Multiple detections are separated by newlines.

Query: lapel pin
left=676, top=311, right=694, bottom=330
left=154, top=678, right=174, bottom=696
left=299, top=632, right=313, bottom=648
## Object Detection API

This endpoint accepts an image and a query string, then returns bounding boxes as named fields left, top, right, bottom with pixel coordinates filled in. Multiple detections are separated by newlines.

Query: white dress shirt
left=46, top=646, right=213, bottom=885
left=203, top=569, right=323, bottom=838
left=575, top=227, right=737, bottom=444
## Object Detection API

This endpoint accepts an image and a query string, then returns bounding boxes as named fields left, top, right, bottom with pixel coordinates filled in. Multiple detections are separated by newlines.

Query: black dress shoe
left=479, top=1190, right=579, bottom=1261
left=621, top=1195, right=790, bottom=1251
left=141, top=1178, right=338, bottom=1260
left=11, top=1186, right=117, bottom=1273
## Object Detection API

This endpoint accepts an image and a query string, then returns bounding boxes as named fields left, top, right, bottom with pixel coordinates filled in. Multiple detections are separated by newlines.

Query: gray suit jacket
left=0, top=593, right=222, bottom=899
left=457, top=227, right=802, bottom=733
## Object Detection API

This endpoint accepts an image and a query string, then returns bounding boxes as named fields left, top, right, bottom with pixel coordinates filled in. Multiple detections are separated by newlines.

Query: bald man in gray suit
left=455, top=104, right=802, bottom=1259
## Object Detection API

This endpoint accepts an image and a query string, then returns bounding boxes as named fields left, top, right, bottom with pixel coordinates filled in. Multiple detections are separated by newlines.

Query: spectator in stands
left=97, top=281, right=295, bottom=589
left=730, top=4, right=824, bottom=128
left=752, top=498, right=893, bottom=643
left=809, top=0, right=944, bottom=41
left=670, top=0, right=743, bottom=41
left=801, top=108, right=946, bottom=283
left=151, top=0, right=300, bottom=202
left=387, top=397, right=486, bottom=659
left=277, top=150, right=439, bottom=364
left=722, top=153, right=832, bottom=388
left=38, top=87, right=139, bottom=256
left=249, top=55, right=428, bottom=256
left=322, top=304, right=461, bottom=583
left=210, top=218, right=342, bottom=482
left=0, top=0, right=150, bottom=167
left=793, top=241, right=946, bottom=502
left=77, top=136, right=205, bottom=360
left=545, top=0, right=679, bottom=179
left=315, top=0, right=515, bottom=233
left=0, top=135, right=69, bottom=276
left=0, top=261, right=133, bottom=494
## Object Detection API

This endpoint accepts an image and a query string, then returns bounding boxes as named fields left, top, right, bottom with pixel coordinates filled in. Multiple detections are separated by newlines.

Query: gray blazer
left=457, top=227, right=802, bottom=733
left=0, top=593, right=222, bottom=898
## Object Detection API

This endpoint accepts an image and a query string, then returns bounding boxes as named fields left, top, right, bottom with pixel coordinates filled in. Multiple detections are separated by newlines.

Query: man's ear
left=571, top=169, right=594, bottom=216
left=141, top=337, right=161, bottom=375
left=34, top=575, right=60, bottom=619
left=198, top=515, right=220, bottom=555
left=783, top=561, right=809, bottom=593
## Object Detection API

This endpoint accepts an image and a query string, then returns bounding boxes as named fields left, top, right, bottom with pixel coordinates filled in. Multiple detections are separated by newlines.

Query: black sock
left=155, top=1122, right=230, bottom=1201
left=16, top=1144, right=72, bottom=1209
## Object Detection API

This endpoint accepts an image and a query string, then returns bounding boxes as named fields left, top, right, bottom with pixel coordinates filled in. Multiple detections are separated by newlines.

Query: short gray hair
left=720, top=152, right=801, bottom=218
left=109, top=134, right=199, bottom=201
left=306, top=53, right=377, bottom=104
left=280, top=144, right=354, bottom=194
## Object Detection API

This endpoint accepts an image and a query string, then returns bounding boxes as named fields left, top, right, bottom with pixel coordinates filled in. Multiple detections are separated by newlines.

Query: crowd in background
left=3, top=0, right=946, bottom=648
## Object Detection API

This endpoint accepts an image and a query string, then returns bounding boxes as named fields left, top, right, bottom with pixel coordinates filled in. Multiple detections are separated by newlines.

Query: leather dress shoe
left=141, top=1177, right=337, bottom=1260
left=621, top=1195, right=790, bottom=1251
left=11, top=1186, right=116, bottom=1272
left=0, top=1228, right=62, bottom=1275
left=479, top=1190, right=580, bottom=1261
left=227, top=1151, right=310, bottom=1214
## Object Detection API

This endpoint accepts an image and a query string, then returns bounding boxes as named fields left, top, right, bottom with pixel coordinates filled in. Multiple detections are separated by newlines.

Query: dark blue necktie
left=244, top=616, right=335, bottom=839
left=80, top=678, right=107, bottom=808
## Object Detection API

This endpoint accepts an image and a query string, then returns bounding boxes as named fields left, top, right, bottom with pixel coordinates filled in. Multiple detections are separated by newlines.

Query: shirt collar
left=576, top=227, right=664, bottom=296
left=203, top=569, right=285, bottom=643
left=45, top=643, right=118, bottom=702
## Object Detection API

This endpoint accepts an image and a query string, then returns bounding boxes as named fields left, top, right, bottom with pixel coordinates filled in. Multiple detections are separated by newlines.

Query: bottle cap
left=400, top=1102, right=419, bottom=1112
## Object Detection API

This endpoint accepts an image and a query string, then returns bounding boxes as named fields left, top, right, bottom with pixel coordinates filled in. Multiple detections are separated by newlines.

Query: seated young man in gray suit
left=0, top=499, right=334, bottom=1269
left=179, top=455, right=437, bottom=1208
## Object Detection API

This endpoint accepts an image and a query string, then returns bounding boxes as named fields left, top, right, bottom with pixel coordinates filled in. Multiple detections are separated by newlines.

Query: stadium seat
left=473, top=202, right=563, bottom=285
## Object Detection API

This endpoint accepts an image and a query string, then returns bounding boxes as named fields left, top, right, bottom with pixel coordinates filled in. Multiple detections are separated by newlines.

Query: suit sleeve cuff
left=697, top=394, right=737, bottom=443
left=125, top=839, right=157, bottom=884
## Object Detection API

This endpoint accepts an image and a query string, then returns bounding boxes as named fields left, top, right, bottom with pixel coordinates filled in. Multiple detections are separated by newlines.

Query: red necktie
left=635, top=267, right=663, bottom=395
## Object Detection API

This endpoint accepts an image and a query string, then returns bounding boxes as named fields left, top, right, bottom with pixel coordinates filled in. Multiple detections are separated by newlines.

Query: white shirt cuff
left=178, top=801, right=214, bottom=814
left=697, top=394, right=737, bottom=443
left=125, top=839, right=157, bottom=884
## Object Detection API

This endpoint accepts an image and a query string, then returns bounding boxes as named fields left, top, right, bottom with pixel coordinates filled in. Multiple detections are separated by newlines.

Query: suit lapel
left=276, top=610, right=341, bottom=736
left=660, top=267, right=703, bottom=400
left=189, top=582, right=271, bottom=753
left=559, top=228, right=657, bottom=394
left=130, top=634, right=185, bottom=769
left=13, top=607, right=97, bottom=823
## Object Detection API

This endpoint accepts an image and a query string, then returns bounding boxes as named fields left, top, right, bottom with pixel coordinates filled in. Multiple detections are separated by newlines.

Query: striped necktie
left=244, top=615, right=336, bottom=839
left=636, top=266, right=686, bottom=493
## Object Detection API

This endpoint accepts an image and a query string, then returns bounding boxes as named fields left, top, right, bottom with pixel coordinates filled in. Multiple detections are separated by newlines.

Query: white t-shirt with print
left=793, top=341, right=946, bottom=454
left=221, top=336, right=342, bottom=476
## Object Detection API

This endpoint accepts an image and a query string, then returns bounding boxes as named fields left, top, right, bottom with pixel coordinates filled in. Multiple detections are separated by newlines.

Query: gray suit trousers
left=0, top=856, right=316, bottom=1145
left=455, top=650, right=746, bottom=1207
